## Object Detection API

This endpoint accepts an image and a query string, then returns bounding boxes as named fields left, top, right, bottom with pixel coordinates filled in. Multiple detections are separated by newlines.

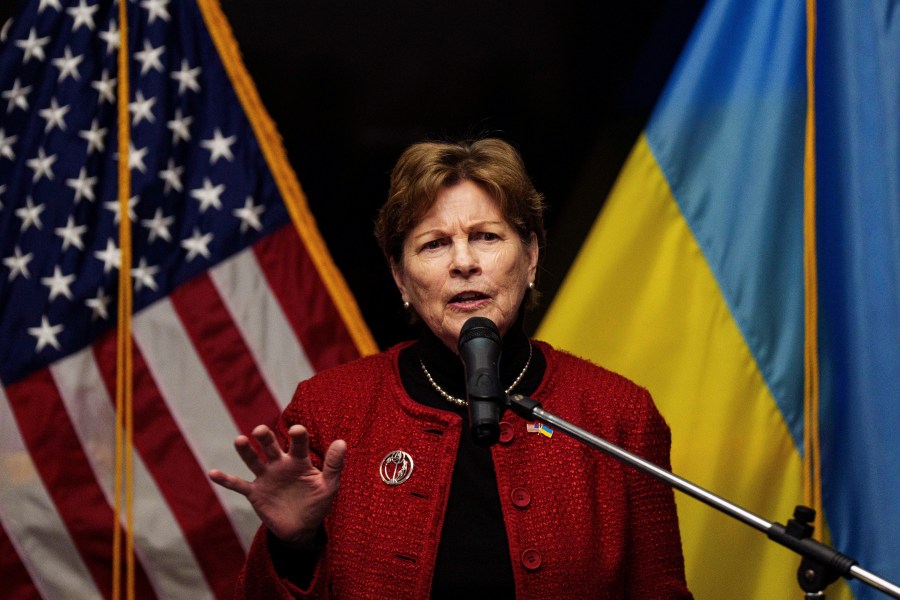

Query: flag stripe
left=646, top=0, right=808, bottom=446
left=93, top=330, right=246, bottom=599
left=815, top=3, right=900, bottom=596
left=0, top=388, right=99, bottom=600
left=129, top=300, right=260, bottom=548
left=170, top=271, right=282, bottom=434
left=254, top=225, right=360, bottom=372
left=0, top=523, right=41, bottom=600
left=50, top=348, right=214, bottom=600
left=209, top=237, right=312, bottom=409
left=4, top=370, right=156, bottom=599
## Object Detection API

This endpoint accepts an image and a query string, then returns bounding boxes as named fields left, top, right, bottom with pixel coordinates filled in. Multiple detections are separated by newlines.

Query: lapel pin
left=379, top=450, right=414, bottom=485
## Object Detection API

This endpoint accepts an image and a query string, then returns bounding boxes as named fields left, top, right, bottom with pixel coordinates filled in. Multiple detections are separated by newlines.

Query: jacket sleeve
left=622, top=388, right=694, bottom=599
left=234, top=526, right=330, bottom=599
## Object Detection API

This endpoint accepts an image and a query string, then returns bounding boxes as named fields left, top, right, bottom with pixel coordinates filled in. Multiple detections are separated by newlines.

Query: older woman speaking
left=209, top=138, right=692, bottom=599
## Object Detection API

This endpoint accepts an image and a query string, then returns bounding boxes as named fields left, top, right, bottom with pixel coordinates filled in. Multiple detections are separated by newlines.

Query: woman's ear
left=527, top=232, right=539, bottom=282
left=390, top=258, right=408, bottom=302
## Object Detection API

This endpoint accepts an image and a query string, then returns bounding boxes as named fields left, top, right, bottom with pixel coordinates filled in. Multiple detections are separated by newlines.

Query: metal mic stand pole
left=505, top=393, right=900, bottom=599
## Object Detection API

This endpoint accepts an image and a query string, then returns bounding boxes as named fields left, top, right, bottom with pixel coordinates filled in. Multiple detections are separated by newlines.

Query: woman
left=209, top=138, right=692, bottom=598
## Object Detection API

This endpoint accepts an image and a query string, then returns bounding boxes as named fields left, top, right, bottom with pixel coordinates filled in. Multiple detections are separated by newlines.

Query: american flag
left=0, top=0, right=375, bottom=598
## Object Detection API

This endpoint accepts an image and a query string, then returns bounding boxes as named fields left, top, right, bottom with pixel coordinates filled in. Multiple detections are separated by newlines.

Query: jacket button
left=521, top=548, right=542, bottom=570
left=498, top=421, right=514, bottom=443
left=511, top=487, right=531, bottom=508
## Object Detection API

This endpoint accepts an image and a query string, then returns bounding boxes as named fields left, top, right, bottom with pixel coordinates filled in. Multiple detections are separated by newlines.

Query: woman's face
left=392, top=180, right=538, bottom=351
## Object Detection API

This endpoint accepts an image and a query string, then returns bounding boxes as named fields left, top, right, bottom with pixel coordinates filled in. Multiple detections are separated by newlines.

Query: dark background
left=213, top=0, right=706, bottom=349
left=1, top=0, right=707, bottom=349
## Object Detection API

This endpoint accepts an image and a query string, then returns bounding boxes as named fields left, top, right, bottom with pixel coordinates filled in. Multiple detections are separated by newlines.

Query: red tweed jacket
left=237, top=341, right=692, bottom=599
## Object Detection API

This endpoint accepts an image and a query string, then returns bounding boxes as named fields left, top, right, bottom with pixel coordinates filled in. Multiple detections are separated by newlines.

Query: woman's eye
left=422, top=239, right=444, bottom=250
left=477, top=232, right=499, bottom=241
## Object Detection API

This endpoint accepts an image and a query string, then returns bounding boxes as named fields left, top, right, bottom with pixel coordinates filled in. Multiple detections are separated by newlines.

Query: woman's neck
left=414, top=322, right=533, bottom=402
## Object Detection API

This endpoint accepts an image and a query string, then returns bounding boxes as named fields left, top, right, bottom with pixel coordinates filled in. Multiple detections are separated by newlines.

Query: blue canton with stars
left=0, top=0, right=291, bottom=385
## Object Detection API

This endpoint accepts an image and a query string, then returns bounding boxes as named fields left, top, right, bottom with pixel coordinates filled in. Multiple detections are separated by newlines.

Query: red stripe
left=93, top=330, right=245, bottom=600
left=169, top=272, right=281, bottom=435
left=0, top=522, right=41, bottom=600
left=254, top=225, right=360, bottom=371
left=4, top=370, right=157, bottom=600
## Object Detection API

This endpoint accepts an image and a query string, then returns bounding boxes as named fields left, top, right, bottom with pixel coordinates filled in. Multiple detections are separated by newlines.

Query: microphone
left=458, top=316, right=504, bottom=447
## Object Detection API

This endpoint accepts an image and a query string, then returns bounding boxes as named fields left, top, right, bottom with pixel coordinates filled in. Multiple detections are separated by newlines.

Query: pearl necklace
left=419, top=341, right=533, bottom=407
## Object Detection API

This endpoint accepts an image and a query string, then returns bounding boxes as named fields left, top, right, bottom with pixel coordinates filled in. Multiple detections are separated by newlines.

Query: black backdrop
left=214, top=0, right=705, bottom=348
left=0, top=0, right=706, bottom=349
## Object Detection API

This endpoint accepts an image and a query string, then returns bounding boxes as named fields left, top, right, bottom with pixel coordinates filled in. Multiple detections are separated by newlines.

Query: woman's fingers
left=252, top=425, right=284, bottom=463
left=233, top=435, right=267, bottom=476
left=286, top=425, right=310, bottom=461
left=208, top=469, right=252, bottom=496
left=321, top=439, right=347, bottom=485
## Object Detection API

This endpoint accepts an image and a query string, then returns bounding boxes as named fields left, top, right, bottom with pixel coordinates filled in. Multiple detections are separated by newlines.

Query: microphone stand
left=505, top=393, right=900, bottom=599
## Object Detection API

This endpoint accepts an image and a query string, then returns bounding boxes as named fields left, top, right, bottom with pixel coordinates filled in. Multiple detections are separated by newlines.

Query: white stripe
left=50, top=348, right=214, bottom=600
left=132, top=299, right=261, bottom=550
left=210, top=246, right=313, bottom=408
left=0, top=386, right=101, bottom=600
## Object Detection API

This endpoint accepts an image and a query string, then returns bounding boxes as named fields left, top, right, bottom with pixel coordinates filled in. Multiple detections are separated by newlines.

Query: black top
left=398, top=323, right=546, bottom=598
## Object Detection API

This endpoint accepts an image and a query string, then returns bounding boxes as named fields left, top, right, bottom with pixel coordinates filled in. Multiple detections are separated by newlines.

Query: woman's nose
left=450, top=241, right=480, bottom=275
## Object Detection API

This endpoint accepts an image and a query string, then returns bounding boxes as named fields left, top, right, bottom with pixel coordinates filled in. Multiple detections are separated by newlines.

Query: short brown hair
left=374, top=138, right=546, bottom=266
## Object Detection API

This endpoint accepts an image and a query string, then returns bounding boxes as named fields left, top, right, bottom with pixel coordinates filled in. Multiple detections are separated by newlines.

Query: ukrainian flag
left=538, top=1, right=899, bottom=599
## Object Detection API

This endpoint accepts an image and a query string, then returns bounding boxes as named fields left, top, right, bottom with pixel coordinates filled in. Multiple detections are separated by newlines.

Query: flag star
left=181, top=228, right=213, bottom=261
left=28, top=316, right=64, bottom=352
left=99, top=22, right=120, bottom=55
left=127, top=143, right=149, bottom=173
left=170, top=59, right=201, bottom=94
left=158, top=158, right=184, bottom=194
left=79, top=118, right=107, bottom=154
left=41, top=266, right=76, bottom=301
left=15, top=197, right=46, bottom=231
left=200, top=128, right=237, bottom=164
left=0, top=19, right=10, bottom=43
left=3, top=78, right=32, bottom=113
left=104, top=195, right=139, bottom=224
left=3, top=246, right=34, bottom=280
left=55, top=215, right=88, bottom=250
left=141, top=207, right=175, bottom=243
left=66, top=0, right=99, bottom=32
left=52, top=46, right=84, bottom=82
left=190, top=178, right=225, bottom=212
left=166, top=108, right=193, bottom=144
left=0, top=128, right=17, bottom=160
left=66, top=166, right=97, bottom=203
left=86, top=287, right=111, bottom=320
left=91, top=70, right=116, bottom=104
left=38, top=0, right=63, bottom=12
left=94, top=238, right=121, bottom=273
left=16, top=28, right=51, bottom=63
left=234, top=196, right=265, bottom=232
left=140, top=0, right=171, bottom=24
left=26, top=147, right=57, bottom=182
left=39, top=98, right=70, bottom=133
left=128, top=90, right=156, bottom=126
left=131, top=257, right=159, bottom=292
left=134, top=39, right=165, bottom=75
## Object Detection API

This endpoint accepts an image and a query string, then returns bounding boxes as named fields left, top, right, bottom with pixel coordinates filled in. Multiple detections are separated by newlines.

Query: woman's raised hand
left=208, top=424, right=346, bottom=547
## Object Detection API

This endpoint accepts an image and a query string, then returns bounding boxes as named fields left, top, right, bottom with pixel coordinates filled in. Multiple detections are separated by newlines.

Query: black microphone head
left=458, top=316, right=501, bottom=352
left=458, top=317, right=503, bottom=447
